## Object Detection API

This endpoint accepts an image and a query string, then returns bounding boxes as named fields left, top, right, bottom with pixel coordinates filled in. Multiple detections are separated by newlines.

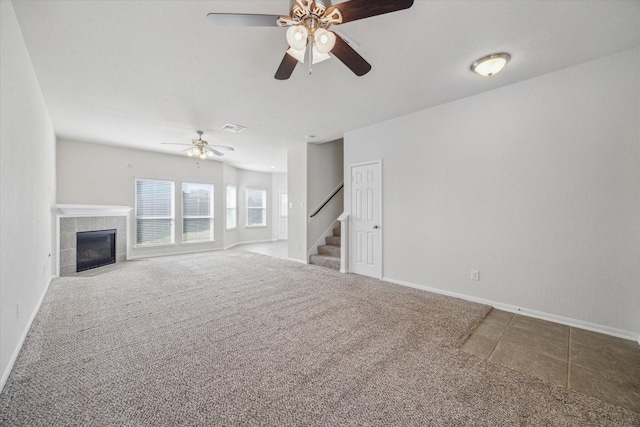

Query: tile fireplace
left=56, top=205, right=131, bottom=276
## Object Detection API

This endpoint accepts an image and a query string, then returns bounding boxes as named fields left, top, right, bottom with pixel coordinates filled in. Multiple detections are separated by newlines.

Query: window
left=246, top=188, right=267, bottom=227
left=182, top=182, right=214, bottom=242
left=226, top=185, right=237, bottom=230
left=136, top=179, right=175, bottom=246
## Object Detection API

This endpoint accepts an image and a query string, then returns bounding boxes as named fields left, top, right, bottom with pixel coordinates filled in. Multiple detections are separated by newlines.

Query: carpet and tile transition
left=1, top=251, right=638, bottom=426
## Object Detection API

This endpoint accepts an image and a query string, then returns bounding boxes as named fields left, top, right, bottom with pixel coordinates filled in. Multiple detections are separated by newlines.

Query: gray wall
left=307, top=140, right=344, bottom=252
left=0, top=1, right=57, bottom=389
left=236, top=169, right=276, bottom=243
left=57, top=140, right=283, bottom=258
left=344, top=47, right=640, bottom=337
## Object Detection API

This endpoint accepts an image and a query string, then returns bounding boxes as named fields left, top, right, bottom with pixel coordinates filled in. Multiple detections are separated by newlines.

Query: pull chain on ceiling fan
left=207, top=0, right=414, bottom=80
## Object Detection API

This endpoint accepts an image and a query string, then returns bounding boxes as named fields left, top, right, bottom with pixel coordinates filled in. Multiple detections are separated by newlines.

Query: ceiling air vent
left=221, top=123, right=246, bottom=133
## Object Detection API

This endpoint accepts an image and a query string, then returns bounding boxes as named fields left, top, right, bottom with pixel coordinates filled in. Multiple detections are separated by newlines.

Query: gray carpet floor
left=1, top=250, right=638, bottom=426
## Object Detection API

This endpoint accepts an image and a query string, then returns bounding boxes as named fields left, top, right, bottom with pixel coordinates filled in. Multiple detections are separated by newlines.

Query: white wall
left=0, top=1, right=57, bottom=390
left=287, top=144, right=308, bottom=261
left=344, top=47, right=640, bottom=337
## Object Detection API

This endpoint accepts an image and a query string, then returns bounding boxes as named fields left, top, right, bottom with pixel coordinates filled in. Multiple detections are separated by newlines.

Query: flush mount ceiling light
left=471, top=53, right=511, bottom=77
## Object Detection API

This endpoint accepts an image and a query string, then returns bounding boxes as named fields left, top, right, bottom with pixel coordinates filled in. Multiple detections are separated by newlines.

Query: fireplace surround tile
left=60, top=217, right=75, bottom=234
left=60, top=232, right=75, bottom=250
left=91, top=216, right=106, bottom=231
left=60, top=248, right=76, bottom=269
left=76, top=217, right=93, bottom=232
left=105, top=216, right=118, bottom=229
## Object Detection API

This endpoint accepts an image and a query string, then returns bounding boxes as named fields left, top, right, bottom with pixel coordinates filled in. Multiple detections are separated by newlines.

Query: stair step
left=325, top=236, right=341, bottom=246
left=333, top=227, right=341, bottom=237
left=309, top=254, right=340, bottom=270
left=318, top=244, right=341, bottom=257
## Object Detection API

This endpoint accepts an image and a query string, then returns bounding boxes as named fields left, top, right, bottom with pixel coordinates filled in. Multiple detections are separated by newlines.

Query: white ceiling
left=12, top=0, right=640, bottom=173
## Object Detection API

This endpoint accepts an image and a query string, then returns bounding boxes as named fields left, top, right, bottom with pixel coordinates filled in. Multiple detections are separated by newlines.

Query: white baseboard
left=1, top=275, right=54, bottom=393
left=127, top=246, right=225, bottom=260
left=383, top=276, right=640, bottom=344
left=286, top=257, right=307, bottom=265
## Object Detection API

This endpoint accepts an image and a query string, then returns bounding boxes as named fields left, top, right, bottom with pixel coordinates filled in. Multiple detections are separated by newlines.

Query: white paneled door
left=351, top=161, right=381, bottom=279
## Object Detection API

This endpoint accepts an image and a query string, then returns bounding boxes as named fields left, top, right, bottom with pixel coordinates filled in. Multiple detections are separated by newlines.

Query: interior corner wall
left=287, top=144, right=308, bottom=262
left=222, top=164, right=239, bottom=248
left=56, top=139, right=225, bottom=258
left=307, top=139, right=344, bottom=252
left=0, top=1, right=57, bottom=390
left=344, top=47, right=640, bottom=336
left=271, top=172, right=287, bottom=241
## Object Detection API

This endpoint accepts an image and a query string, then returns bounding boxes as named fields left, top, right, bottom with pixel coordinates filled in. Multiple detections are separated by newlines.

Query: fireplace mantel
left=55, top=204, right=132, bottom=217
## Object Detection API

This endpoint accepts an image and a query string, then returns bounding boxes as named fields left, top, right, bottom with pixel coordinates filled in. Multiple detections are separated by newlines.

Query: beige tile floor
left=462, top=309, right=640, bottom=413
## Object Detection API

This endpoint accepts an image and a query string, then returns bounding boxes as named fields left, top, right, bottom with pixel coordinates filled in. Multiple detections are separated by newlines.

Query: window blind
left=182, top=182, right=214, bottom=242
left=136, top=179, right=175, bottom=245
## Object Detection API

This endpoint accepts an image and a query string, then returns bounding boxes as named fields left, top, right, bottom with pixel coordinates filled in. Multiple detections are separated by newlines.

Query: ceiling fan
left=161, top=131, right=234, bottom=160
left=207, top=0, right=414, bottom=80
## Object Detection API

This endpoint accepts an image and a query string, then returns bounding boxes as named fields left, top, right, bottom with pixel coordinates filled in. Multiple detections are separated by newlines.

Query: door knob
left=373, top=225, right=379, bottom=229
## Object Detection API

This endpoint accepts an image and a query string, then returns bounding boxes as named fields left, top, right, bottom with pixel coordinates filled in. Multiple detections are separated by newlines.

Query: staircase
left=309, top=226, right=341, bottom=270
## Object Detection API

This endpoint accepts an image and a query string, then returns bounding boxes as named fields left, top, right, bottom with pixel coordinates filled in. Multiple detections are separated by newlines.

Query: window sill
left=245, top=225, right=268, bottom=229
left=181, top=240, right=216, bottom=245
left=135, top=243, right=176, bottom=249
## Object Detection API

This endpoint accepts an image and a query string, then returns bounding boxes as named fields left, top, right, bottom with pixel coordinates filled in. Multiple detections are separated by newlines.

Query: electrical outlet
left=471, top=270, right=480, bottom=281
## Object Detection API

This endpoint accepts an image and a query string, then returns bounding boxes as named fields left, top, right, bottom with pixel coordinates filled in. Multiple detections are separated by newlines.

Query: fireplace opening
left=77, top=229, right=116, bottom=272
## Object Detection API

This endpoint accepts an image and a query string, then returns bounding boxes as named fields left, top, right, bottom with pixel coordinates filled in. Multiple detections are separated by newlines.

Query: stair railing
left=309, top=182, right=344, bottom=219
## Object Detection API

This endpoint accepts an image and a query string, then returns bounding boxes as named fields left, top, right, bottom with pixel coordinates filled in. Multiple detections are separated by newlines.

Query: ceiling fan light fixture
left=286, top=25, right=308, bottom=50
left=471, top=53, right=511, bottom=77
left=311, top=46, right=331, bottom=64
left=287, top=46, right=306, bottom=63
left=314, top=28, right=336, bottom=54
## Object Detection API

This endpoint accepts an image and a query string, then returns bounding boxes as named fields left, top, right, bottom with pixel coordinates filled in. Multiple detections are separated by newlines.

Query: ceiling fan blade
left=210, top=148, right=224, bottom=157
left=332, top=0, right=414, bottom=24
left=209, top=145, right=235, bottom=151
left=330, top=35, right=371, bottom=77
left=275, top=51, right=298, bottom=80
left=207, top=13, right=280, bottom=27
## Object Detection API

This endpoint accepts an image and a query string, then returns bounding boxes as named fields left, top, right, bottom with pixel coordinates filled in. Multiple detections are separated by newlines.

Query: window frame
left=245, top=187, right=267, bottom=228
left=135, top=178, right=176, bottom=247
left=226, top=185, right=237, bottom=230
left=182, top=182, right=215, bottom=243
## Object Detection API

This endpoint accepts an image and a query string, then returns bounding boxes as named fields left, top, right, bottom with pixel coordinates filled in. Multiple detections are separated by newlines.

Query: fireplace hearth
left=76, top=229, right=116, bottom=272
